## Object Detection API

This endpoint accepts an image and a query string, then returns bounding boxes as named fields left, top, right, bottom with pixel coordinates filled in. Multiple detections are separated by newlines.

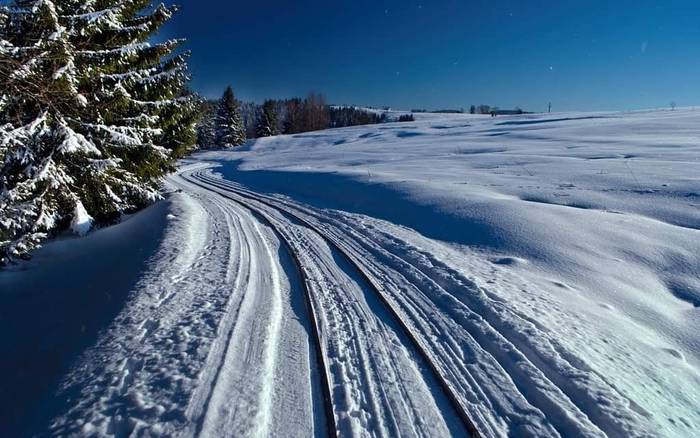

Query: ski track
left=48, top=172, right=319, bottom=437
left=186, top=171, right=465, bottom=437
left=263, top=211, right=461, bottom=437
left=191, top=169, right=660, bottom=438
left=46, top=165, right=465, bottom=437
left=45, top=161, right=666, bottom=437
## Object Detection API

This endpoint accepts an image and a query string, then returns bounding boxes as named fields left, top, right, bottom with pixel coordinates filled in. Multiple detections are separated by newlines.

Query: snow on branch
left=57, top=118, right=100, bottom=155
left=82, top=122, right=163, bottom=147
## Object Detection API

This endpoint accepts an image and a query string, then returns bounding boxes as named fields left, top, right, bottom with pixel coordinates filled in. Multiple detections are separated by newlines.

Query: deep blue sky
left=168, top=0, right=700, bottom=112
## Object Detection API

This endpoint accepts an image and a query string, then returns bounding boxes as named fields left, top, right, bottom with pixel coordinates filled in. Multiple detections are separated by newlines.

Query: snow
left=0, top=200, right=170, bottom=436
left=58, top=120, right=100, bottom=155
left=79, top=42, right=151, bottom=56
left=52, top=59, right=76, bottom=81
left=192, top=108, right=699, bottom=436
left=2, top=108, right=698, bottom=437
left=83, top=123, right=162, bottom=147
left=69, top=200, right=93, bottom=236
left=76, top=94, right=88, bottom=107
left=68, top=6, right=123, bottom=28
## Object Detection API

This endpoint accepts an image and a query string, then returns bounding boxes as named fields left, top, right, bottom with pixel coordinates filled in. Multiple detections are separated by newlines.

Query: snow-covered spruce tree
left=215, top=86, right=246, bottom=147
left=196, top=99, right=216, bottom=148
left=0, top=0, right=199, bottom=263
left=256, top=99, right=279, bottom=138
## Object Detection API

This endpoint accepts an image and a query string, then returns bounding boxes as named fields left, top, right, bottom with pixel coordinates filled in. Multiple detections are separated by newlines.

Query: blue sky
left=169, top=0, right=700, bottom=112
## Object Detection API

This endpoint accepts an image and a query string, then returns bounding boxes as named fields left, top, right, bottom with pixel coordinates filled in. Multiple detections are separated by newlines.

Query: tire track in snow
left=189, top=206, right=284, bottom=437
left=177, top=174, right=336, bottom=437
left=294, top=210, right=652, bottom=437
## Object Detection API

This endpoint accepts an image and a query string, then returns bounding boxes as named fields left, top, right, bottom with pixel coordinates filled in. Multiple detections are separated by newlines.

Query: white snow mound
left=70, top=201, right=93, bottom=236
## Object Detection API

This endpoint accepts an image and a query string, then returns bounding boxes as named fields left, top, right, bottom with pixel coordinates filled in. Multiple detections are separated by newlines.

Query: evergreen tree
left=197, top=100, right=217, bottom=148
left=0, top=0, right=198, bottom=263
left=256, top=99, right=279, bottom=138
left=215, top=86, right=246, bottom=147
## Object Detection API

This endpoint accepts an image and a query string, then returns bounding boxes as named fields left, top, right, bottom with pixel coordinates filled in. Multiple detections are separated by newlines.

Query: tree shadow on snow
left=211, top=160, right=502, bottom=249
left=0, top=200, right=170, bottom=436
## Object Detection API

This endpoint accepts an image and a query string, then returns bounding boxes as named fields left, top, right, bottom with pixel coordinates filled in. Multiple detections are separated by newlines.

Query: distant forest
left=197, top=88, right=415, bottom=149
left=413, top=105, right=529, bottom=115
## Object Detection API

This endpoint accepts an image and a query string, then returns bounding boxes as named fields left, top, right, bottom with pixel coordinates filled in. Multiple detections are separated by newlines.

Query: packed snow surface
left=2, top=108, right=699, bottom=437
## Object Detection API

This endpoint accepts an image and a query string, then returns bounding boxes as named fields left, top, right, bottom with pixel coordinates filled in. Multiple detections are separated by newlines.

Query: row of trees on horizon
left=196, top=87, right=407, bottom=149
left=412, top=105, right=526, bottom=115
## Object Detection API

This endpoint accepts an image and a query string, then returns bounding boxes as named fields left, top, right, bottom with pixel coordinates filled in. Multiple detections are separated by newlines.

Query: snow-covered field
left=2, top=109, right=698, bottom=437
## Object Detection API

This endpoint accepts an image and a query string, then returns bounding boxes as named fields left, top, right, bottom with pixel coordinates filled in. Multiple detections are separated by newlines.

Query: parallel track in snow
left=180, top=173, right=338, bottom=438
left=183, top=171, right=482, bottom=438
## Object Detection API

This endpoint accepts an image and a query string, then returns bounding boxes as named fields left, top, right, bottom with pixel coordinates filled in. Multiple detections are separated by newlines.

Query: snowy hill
left=196, top=108, right=700, bottom=435
left=2, top=108, right=698, bottom=436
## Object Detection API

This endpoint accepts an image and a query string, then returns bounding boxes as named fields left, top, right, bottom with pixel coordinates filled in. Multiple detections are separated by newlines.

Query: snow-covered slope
left=194, top=109, right=699, bottom=436
left=0, top=200, right=171, bottom=435
left=3, top=109, right=698, bottom=437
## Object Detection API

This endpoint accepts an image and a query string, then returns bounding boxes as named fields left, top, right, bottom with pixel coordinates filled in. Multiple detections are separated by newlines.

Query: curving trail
left=45, top=162, right=657, bottom=437
left=186, top=167, right=654, bottom=438
left=49, top=169, right=324, bottom=437
left=183, top=171, right=471, bottom=438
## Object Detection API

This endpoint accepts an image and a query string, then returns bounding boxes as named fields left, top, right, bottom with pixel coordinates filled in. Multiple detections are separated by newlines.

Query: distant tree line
left=411, top=106, right=529, bottom=115
left=469, top=105, right=527, bottom=115
left=328, top=106, right=388, bottom=128
left=433, top=109, right=466, bottom=114
left=429, top=105, right=527, bottom=115
left=197, top=89, right=414, bottom=148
